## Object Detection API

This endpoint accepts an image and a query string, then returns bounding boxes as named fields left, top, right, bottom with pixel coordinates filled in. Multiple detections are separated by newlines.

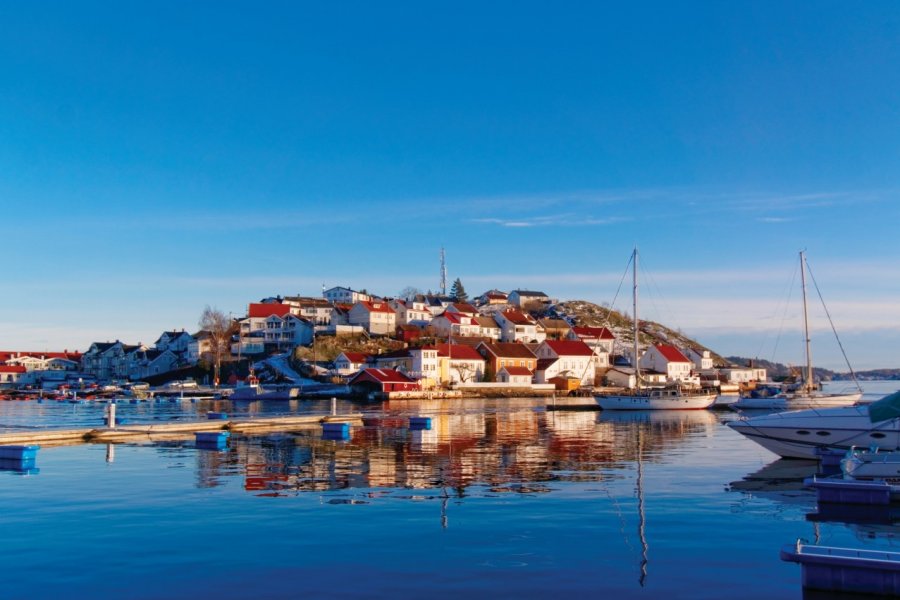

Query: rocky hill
left=541, top=300, right=729, bottom=365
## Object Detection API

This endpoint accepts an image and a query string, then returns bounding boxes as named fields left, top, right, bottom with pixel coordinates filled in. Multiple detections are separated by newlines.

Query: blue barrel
left=207, top=412, right=228, bottom=420
left=409, top=417, right=432, bottom=431
left=322, top=421, right=350, bottom=440
left=0, top=445, right=39, bottom=460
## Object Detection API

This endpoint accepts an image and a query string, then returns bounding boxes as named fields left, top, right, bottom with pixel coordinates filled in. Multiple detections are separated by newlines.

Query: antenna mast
left=440, top=247, right=448, bottom=296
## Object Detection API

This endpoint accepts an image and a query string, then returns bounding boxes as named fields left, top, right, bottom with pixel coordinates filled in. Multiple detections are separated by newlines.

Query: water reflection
left=194, top=406, right=714, bottom=496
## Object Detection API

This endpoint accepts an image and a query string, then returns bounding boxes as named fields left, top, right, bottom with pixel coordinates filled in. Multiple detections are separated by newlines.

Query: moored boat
left=728, top=390, right=900, bottom=459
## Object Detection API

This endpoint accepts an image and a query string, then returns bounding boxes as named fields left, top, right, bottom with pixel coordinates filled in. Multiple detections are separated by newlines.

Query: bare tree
left=199, top=305, right=233, bottom=387
left=452, top=363, right=473, bottom=383
left=399, top=286, right=422, bottom=301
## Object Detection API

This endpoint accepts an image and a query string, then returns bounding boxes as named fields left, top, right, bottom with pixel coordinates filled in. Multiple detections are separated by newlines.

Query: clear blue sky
left=2, top=2, right=899, bottom=370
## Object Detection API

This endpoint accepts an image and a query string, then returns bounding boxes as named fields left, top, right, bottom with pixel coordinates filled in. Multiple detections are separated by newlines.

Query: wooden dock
left=0, top=413, right=364, bottom=447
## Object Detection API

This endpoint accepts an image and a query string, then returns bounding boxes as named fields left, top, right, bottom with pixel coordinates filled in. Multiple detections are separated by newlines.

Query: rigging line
left=754, top=258, right=797, bottom=361
left=769, top=259, right=800, bottom=365
left=803, top=258, right=862, bottom=392
left=637, top=256, right=676, bottom=336
left=602, top=253, right=634, bottom=331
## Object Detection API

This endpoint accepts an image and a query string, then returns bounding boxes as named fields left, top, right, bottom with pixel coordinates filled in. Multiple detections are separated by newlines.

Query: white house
left=684, top=347, right=714, bottom=371
left=639, top=344, right=698, bottom=385
left=348, top=301, right=396, bottom=335
left=496, top=366, right=533, bottom=386
left=429, top=312, right=481, bottom=338
left=333, top=352, right=370, bottom=376
left=283, top=296, right=333, bottom=327
left=323, top=286, right=372, bottom=305
left=508, top=290, right=550, bottom=308
left=0, top=365, right=26, bottom=385
left=388, top=298, right=433, bottom=327
left=408, top=346, right=441, bottom=388
left=719, top=366, right=768, bottom=384
left=532, top=340, right=596, bottom=385
left=495, top=310, right=546, bottom=343
left=154, top=330, right=194, bottom=354
left=264, top=314, right=314, bottom=349
left=187, top=331, right=214, bottom=364
left=474, top=316, right=501, bottom=340
left=566, top=326, right=615, bottom=368
left=436, top=343, right=486, bottom=384
left=126, top=348, right=179, bottom=380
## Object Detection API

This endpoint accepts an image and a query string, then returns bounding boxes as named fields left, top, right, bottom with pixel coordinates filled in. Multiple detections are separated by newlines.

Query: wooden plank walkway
left=0, top=413, right=365, bottom=447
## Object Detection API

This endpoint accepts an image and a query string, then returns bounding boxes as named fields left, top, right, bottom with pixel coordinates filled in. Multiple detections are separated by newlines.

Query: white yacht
left=728, top=390, right=900, bottom=459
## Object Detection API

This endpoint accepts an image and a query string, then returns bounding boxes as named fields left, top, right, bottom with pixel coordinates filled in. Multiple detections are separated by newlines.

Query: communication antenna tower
left=440, top=247, right=448, bottom=296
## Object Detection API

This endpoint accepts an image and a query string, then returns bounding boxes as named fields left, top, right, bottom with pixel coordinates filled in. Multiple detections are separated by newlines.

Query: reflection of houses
left=348, top=368, right=420, bottom=396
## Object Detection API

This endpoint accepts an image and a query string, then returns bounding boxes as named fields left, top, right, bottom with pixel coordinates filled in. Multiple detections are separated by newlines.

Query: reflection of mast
left=637, top=428, right=648, bottom=587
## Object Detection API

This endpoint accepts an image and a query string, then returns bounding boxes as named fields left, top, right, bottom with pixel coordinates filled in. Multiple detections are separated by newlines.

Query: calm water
left=2, top=382, right=899, bottom=599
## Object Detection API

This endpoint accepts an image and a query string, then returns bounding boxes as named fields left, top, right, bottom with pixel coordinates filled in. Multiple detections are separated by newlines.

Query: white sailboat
left=595, top=249, right=717, bottom=411
left=733, top=251, right=862, bottom=410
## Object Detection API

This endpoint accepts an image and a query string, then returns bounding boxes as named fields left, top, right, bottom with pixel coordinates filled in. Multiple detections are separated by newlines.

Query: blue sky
left=2, top=2, right=899, bottom=370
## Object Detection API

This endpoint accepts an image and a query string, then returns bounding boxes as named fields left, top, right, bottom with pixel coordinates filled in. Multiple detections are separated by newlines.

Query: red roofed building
left=533, top=340, right=596, bottom=386
left=496, top=365, right=533, bottom=386
left=639, top=344, right=696, bottom=384
left=0, top=364, right=27, bottom=384
left=248, top=303, right=291, bottom=319
left=333, top=352, right=370, bottom=376
left=349, top=301, right=397, bottom=335
left=495, top=310, right=546, bottom=343
left=476, top=342, right=538, bottom=381
left=348, top=368, right=420, bottom=396
left=436, top=343, right=486, bottom=383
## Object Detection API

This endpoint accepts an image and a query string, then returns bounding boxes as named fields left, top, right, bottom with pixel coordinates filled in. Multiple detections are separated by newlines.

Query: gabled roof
left=436, top=344, right=484, bottom=361
left=356, top=301, right=395, bottom=314
left=338, top=352, right=369, bottom=364
left=248, top=303, right=291, bottom=319
left=477, top=342, right=538, bottom=360
left=571, top=326, right=616, bottom=340
left=543, top=340, right=595, bottom=357
left=538, top=318, right=571, bottom=330
left=655, top=344, right=692, bottom=363
left=498, top=310, right=534, bottom=325
left=511, top=290, right=548, bottom=297
left=474, top=316, right=500, bottom=328
left=449, top=302, right=478, bottom=315
left=349, top=368, right=416, bottom=384
left=498, top=365, right=533, bottom=376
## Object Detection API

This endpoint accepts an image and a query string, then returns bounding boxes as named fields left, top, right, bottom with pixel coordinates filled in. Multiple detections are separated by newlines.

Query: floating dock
left=781, top=541, right=900, bottom=596
left=0, top=414, right=364, bottom=447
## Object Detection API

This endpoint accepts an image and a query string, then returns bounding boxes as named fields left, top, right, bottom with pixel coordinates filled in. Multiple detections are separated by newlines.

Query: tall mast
left=440, top=247, right=448, bottom=296
left=633, top=247, right=640, bottom=391
left=799, top=250, right=814, bottom=391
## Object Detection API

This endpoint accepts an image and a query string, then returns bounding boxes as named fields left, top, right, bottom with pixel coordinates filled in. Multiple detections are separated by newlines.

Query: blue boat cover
left=868, top=390, right=900, bottom=423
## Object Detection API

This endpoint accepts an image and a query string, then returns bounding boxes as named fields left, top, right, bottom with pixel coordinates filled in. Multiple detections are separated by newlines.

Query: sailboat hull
left=732, top=391, right=864, bottom=411
left=595, top=389, right=717, bottom=410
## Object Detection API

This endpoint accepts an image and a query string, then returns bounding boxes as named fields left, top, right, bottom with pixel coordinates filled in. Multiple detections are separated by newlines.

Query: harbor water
left=2, top=381, right=898, bottom=599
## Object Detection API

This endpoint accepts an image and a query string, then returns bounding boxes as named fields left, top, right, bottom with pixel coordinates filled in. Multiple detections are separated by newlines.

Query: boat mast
left=633, top=247, right=640, bottom=391
left=800, top=250, right=814, bottom=392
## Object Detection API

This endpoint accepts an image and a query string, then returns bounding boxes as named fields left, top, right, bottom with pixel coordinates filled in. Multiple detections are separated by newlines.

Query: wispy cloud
left=470, top=214, right=629, bottom=228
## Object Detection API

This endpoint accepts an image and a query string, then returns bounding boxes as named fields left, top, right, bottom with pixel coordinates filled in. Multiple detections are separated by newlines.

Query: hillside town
left=0, top=282, right=766, bottom=398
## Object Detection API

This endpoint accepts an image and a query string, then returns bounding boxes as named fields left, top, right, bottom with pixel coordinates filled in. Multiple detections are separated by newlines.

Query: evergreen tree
left=450, top=278, right=468, bottom=302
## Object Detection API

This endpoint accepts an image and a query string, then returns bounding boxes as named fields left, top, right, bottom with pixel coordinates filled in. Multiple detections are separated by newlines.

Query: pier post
left=106, top=402, right=116, bottom=429
left=331, top=397, right=337, bottom=416
left=106, top=443, right=115, bottom=463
